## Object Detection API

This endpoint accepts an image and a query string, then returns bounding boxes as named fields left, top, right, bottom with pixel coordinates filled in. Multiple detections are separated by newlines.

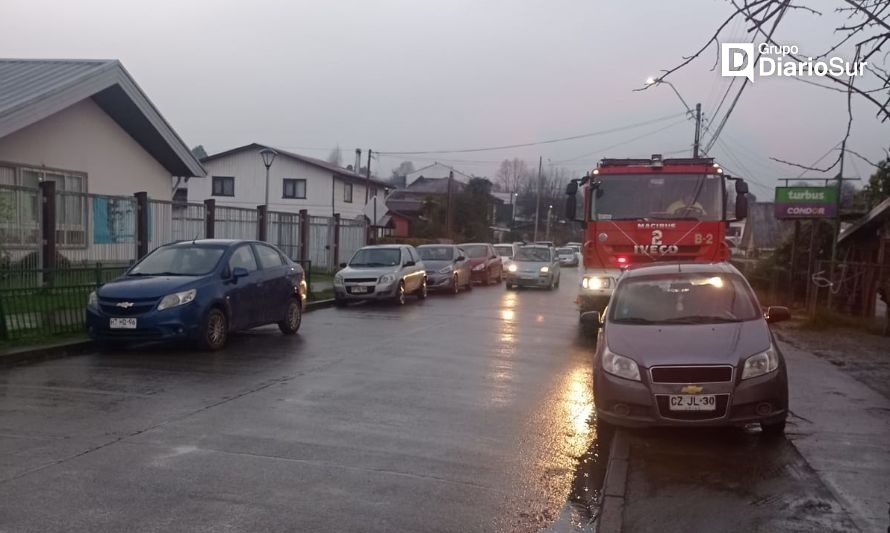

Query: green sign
left=774, top=186, right=837, bottom=219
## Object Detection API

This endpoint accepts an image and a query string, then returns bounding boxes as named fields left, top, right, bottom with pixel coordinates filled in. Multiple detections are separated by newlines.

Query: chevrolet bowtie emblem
left=680, top=385, right=704, bottom=394
left=115, top=302, right=135, bottom=309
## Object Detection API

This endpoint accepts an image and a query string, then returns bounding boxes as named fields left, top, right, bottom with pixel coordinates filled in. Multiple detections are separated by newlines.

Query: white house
left=404, top=162, right=473, bottom=187
left=0, top=59, right=204, bottom=200
left=191, top=143, right=390, bottom=220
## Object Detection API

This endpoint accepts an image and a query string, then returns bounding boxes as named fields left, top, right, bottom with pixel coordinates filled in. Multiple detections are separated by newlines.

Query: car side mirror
left=455, top=256, right=465, bottom=262
left=735, top=193, right=748, bottom=220
left=765, top=306, right=790, bottom=324
left=404, top=260, right=416, bottom=267
left=232, top=267, right=249, bottom=281
left=580, top=311, right=601, bottom=329
left=339, top=262, right=347, bottom=268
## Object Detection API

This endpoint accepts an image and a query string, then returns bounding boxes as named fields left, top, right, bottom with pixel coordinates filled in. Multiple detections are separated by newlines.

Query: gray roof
left=838, top=197, right=890, bottom=244
left=202, top=143, right=392, bottom=188
left=0, top=59, right=205, bottom=177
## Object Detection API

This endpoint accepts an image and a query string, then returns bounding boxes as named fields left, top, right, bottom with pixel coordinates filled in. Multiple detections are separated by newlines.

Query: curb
left=598, top=429, right=629, bottom=533
left=0, top=299, right=338, bottom=368
left=0, top=339, right=93, bottom=368
left=305, top=298, right=335, bottom=311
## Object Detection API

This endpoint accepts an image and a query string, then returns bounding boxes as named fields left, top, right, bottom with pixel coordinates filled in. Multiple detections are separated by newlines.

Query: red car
left=459, top=243, right=503, bottom=285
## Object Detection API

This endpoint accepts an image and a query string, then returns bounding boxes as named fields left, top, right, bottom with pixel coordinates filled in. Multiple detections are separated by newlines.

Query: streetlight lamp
left=260, top=148, right=278, bottom=206
left=645, top=77, right=702, bottom=157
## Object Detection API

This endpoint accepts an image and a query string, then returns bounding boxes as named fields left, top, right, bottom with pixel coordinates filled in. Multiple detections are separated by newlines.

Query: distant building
left=190, top=143, right=391, bottom=219
left=405, top=162, right=473, bottom=187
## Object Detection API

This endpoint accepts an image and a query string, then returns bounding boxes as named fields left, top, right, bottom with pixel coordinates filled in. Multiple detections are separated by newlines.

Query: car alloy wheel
left=200, top=308, right=228, bottom=351
left=279, top=298, right=302, bottom=335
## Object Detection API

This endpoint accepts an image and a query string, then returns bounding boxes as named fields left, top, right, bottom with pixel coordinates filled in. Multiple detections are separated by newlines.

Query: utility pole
left=693, top=103, right=702, bottom=158
left=545, top=204, right=553, bottom=240
left=365, top=149, right=372, bottom=203
left=446, top=170, right=454, bottom=242
left=533, top=156, right=542, bottom=241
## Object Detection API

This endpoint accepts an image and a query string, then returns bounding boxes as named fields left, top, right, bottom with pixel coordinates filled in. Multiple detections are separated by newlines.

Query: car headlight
left=472, top=264, right=485, bottom=271
left=602, top=347, right=641, bottom=381
left=741, top=345, right=779, bottom=380
left=88, top=291, right=98, bottom=308
left=157, top=289, right=197, bottom=311
left=507, top=263, right=518, bottom=273
left=334, top=274, right=344, bottom=287
left=438, top=265, right=453, bottom=274
left=582, top=276, right=611, bottom=290
left=540, top=266, right=550, bottom=273
left=379, top=273, right=397, bottom=284
left=299, top=279, right=308, bottom=298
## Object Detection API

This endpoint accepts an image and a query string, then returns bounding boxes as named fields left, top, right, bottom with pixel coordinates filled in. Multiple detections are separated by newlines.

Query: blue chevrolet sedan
left=86, top=239, right=307, bottom=350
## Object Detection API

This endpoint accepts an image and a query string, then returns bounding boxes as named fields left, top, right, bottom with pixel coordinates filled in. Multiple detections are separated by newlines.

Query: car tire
left=417, top=277, right=428, bottom=300
left=483, top=270, right=490, bottom=286
left=199, top=307, right=228, bottom=351
left=555, top=275, right=560, bottom=288
left=761, top=419, right=786, bottom=437
left=395, top=281, right=406, bottom=305
left=278, top=298, right=302, bottom=335
left=452, top=275, right=460, bottom=295
left=465, top=277, right=473, bottom=291
left=505, top=282, right=513, bottom=290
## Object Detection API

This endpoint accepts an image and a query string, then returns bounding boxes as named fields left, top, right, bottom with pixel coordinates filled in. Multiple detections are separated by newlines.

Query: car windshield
left=129, top=246, right=224, bottom=276
left=494, top=245, right=513, bottom=258
left=557, top=248, right=573, bottom=255
left=462, top=245, right=489, bottom=258
left=515, top=247, right=551, bottom=262
left=591, top=174, right=723, bottom=221
left=349, top=248, right=401, bottom=267
left=609, top=273, right=760, bottom=324
left=418, top=246, right=453, bottom=261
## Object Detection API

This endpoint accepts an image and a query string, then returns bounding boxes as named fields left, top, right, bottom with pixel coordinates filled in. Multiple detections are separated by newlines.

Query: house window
left=212, top=176, right=235, bottom=197
left=344, top=183, right=353, bottom=203
left=283, top=179, right=306, bottom=199
left=0, top=166, right=87, bottom=247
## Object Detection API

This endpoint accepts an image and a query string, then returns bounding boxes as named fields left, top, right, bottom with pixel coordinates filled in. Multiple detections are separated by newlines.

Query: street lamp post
left=260, top=148, right=278, bottom=206
left=645, top=77, right=702, bottom=157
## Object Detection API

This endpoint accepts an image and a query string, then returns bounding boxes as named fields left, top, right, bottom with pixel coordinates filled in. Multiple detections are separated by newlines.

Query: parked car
left=504, top=245, right=561, bottom=290
left=589, top=262, right=789, bottom=435
left=459, top=243, right=503, bottom=285
left=334, top=245, right=426, bottom=306
left=86, top=239, right=306, bottom=351
left=493, top=243, right=519, bottom=271
left=567, top=242, right=583, bottom=264
left=417, top=244, right=472, bottom=294
left=557, top=247, right=579, bottom=267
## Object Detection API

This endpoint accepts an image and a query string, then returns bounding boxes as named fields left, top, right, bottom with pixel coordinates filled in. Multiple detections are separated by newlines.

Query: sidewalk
left=778, top=338, right=890, bottom=532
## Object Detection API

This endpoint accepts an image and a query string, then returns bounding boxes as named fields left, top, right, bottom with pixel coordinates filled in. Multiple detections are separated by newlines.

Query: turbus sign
left=774, top=186, right=837, bottom=219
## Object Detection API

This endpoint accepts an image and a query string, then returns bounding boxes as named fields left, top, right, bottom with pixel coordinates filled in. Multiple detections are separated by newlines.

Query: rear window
left=609, top=273, right=760, bottom=325
left=462, top=245, right=489, bottom=258
left=494, top=245, right=513, bottom=258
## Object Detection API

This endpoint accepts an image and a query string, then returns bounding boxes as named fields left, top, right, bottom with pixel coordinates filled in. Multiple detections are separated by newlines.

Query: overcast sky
left=3, top=0, right=888, bottom=198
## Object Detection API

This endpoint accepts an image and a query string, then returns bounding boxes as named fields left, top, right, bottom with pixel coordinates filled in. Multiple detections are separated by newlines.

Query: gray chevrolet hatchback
left=590, top=262, right=790, bottom=435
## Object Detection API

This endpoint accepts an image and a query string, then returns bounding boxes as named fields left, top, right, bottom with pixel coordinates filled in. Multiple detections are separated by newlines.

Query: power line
left=552, top=118, right=690, bottom=164
left=375, top=112, right=686, bottom=155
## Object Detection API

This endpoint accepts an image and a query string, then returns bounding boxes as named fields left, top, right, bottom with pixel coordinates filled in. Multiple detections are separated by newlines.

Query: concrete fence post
left=257, top=205, right=268, bottom=242
left=135, top=191, right=149, bottom=259
left=204, top=198, right=215, bottom=238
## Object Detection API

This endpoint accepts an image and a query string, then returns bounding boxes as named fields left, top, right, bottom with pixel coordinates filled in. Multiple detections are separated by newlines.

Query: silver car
left=334, top=245, right=427, bottom=306
left=417, top=244, right=472, bottom=294
left=504, top=245, right=561, bottom=290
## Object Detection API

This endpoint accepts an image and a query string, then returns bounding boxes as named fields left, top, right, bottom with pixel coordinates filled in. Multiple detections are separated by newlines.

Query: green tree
left=454, top=178, right=494, bottom=241
left=862, top=158, right=890, bottom=208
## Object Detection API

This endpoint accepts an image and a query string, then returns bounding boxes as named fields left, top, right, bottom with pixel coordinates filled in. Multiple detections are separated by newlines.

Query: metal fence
left=215, top=205, right=258, bottom=241
left=0, top=184, right=41, bottom=267
left=308, top=216, right=334, bottom=271
left=339, top=218, right=366, bottom=264
left=56, top=190, right=138, bottom=266
left=149, top=200, right=206, bottom=251
left=267, top=211, right=301, bottom=260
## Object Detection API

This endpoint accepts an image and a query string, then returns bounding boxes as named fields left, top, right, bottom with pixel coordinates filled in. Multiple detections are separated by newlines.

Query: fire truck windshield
left=590, top=174, right=723, bottom=221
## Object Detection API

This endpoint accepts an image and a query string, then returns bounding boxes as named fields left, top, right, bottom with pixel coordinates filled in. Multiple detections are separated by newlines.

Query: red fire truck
left=564, top=154, right=749, bottom=329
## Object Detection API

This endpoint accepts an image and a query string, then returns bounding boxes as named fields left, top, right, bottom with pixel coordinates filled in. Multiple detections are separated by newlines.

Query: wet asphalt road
left=0, top=269, right=600, bottom=532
